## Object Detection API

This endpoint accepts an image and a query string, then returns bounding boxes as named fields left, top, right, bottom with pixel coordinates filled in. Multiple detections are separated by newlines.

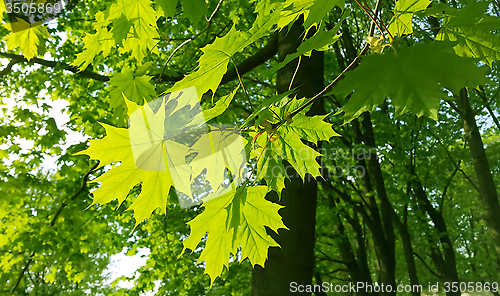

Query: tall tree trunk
left=412, top=179, right=460, bottom=296
left=392, top=208, right=421, bottom=296
left=251, top=17, right=324, bottom=296
left=456, top=88, right=500, bottom=256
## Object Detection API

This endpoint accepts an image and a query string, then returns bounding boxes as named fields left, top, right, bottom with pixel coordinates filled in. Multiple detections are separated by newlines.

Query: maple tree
left=1, top=0, right=500, bottom=295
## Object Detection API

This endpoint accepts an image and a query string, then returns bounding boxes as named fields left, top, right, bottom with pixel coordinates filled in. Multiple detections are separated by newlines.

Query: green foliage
left=1, top=0, right=499, bottom=294
left=432, top=1, right=500, bottom=67
left=4, top=24, right=51, bottom=60
left=335, top=41, right=489, bottom=121
left=388, top=0, right=432, bottom=36
left=180, top=186, right=286, bottom=285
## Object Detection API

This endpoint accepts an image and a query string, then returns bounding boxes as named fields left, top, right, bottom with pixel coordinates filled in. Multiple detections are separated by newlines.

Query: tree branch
left=0, top=52, right=110, bottom=82
left=0, top=60, right=18, bottom=79
left=220, top=32, right=279, bottom=85
left=50, top=161, right=100, bottom=226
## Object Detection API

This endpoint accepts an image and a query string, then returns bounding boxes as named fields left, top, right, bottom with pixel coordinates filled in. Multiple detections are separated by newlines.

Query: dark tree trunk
left=412, top=179, right=460, bottom=296
left=392, top=209, right=421, bottom=296
left=250, top=17, right=324, bottom=296
left=456, top=88, right=500, bottom=256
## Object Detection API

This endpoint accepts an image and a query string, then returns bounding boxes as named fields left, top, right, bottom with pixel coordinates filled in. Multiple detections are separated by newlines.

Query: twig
left=50, top=161, right=100, bottom=226
left=413, top=252, right=444, bottom=279
left=0, top=60, right=18, bottom=78
left=9, top=252, right=35, bottom=295
left=231, top=57, right=254, bottom=112
left=158, top=0, right=224, bottom=81
left=272, top=0, right=384, bottom=129
left=288, top=56, right=301, bottom=91
left=9, top=161, right=100, bottom=295
left=429, top=131, right=480, bottom=192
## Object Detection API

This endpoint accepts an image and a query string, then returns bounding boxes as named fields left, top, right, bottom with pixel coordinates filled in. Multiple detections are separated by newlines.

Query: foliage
left=1, top=0, right=500, bottom=294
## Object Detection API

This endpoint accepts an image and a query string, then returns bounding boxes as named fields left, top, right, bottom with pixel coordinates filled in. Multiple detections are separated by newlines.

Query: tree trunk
left=456, top=88, right=500, bottom=256
left=392, top=209, right=421, bottom=296
left=412, top=179, right=460, bottom=296
left=251, top=17, right=324, bottom=296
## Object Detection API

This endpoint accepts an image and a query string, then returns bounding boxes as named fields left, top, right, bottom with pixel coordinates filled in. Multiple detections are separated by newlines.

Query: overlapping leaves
left=430, top=1, right=500, bottom=67
left=251, top=97, right=340, bottom=196
left=77, top=87, right=245, bottom=226
left=335, top=41, right=490, bottom=121
left=180, top=186, right=286, bottom=285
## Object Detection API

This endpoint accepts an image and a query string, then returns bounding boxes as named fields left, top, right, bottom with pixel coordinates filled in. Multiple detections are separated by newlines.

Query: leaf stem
left=230, top=57, right=255, bottom=112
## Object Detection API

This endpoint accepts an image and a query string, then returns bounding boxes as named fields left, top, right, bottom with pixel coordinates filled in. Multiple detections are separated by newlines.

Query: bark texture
left=250, top=17, right=324, bottom=296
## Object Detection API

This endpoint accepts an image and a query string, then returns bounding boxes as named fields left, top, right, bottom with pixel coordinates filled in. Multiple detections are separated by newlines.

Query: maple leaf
left=260, top=14, right=345, bottom=77
left=76, top=97, right=190, bottom=227
left=180, top=185, right=287, bottom=285
left=107, top=0, right=161, bottom=61
left=388, top=0, right=431, bottom=37
left=157, top=0, right=178, bottom=18
left=108, top=67, right=157, bottom=115
left=200, top=86, right=239, bottom=122
left=78, top=87, right=247, bottom=223
left=302, top=0, right=345, bottom=30
left=190, top=124, right=247, bottom=193
left=4, top=22, right=51, bottom=61
left=432, top=1, right=500, bottom=67
left=71, top=29, right=114, bottom=71
left=167, top=4, right=283, bottom=97
left=251, top=97, right=339, bottom=196
left=112, top=14, right=134, bottom=45
left=180, top=0, right=208, bottom=26
left=335, top=41, right=490, bottom=122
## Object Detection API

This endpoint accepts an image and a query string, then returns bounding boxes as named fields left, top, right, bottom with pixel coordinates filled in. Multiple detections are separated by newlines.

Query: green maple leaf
left=202, top=86, right=240, bottom=122
left=157, top=0, right=178, bottom=18
left=240, top=89, right=296, bottom=128
left=71, top=29, right=114, bottom=71
left=190, top=124, right=247, bottom=193
left=251, top=97, right=339, bottom=196
left=335, top=41, right=490, bottom=121
left=108, top=67, right=157, bottom=114
left=112, top=14, right=134, bottom=45
left=167, top=4, right=283, bottom=97
left=180, top=186, right=287, bottom=285
left=77, top=95, right=195, bottom=227
left=78, top=87, right=248, bottom=224
left=277, top=0, right=315, bottom=30
left=433, top=1, right=500, bottom=67
left=302, top=0, right=344, bottom=30
left=388, top=0, right=431, bottom=37
left=108, top=0, right=161, bottom=61
left=261, top=13, right=345, bottom=77
left=4, top=23, right=51, bottom=61
left=180, top=0, right=208, bottom=26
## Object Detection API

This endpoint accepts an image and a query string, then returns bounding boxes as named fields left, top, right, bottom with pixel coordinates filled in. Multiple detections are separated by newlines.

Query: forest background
left=1, top=0, right=500, bottom=295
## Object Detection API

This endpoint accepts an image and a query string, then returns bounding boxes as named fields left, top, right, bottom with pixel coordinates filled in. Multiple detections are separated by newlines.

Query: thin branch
left=158, top=0, right=225, bottom=81
left=9, top=252, right=35, bottom=295
left=445, top=99, right=462, bottom=116
left=274, top=0, right=383, bottom=129
left=231, top=57, right=254, bottom=112
left=413, top=252, right=444, bottom=279
left=50, top=161, right=100, bottom=226
left=429, top=131, right=480, bottom=193
left=476, top=87, right=500, bottom=133
left=288, top=56, right=301, bottom=91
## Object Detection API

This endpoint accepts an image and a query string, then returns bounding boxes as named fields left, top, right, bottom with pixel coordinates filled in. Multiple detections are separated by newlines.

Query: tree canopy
left=1, top=0, right=500, bottom=295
